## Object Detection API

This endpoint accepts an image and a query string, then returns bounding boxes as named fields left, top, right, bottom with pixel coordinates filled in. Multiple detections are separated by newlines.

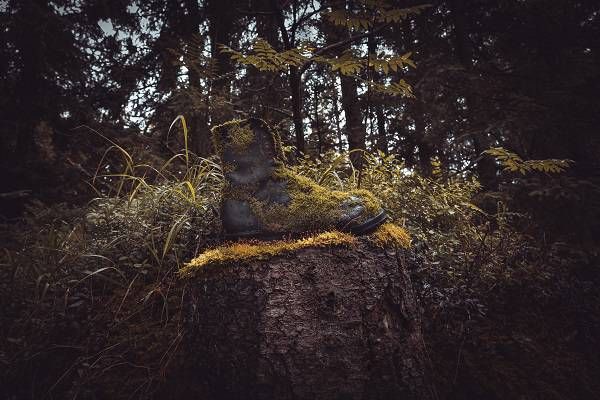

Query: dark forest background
left=2, top=0, right=600, bottom=228
left=1, top=0, right=600, bottom=399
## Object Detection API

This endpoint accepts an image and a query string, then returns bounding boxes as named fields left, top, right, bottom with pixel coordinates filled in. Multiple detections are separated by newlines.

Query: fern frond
left=219, top=38, right=311, bottom=72
left=377, top=5, right=432, bottom=23
left=369, top=80, right=414, bottom=97
left=324, top=10, right=372, bottom=30
left=368, top=52, right=416, bottom=73
left=484, top=147, right=573, bottom=175
left=318, top=51, right=364, bottom=76
left=324, top=3, right=431, bottom=29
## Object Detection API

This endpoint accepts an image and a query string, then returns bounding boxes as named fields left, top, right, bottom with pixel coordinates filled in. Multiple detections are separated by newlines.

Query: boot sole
left=348, top=210, right=389, bottom=235
left=223, top=211, right=389, bottom=241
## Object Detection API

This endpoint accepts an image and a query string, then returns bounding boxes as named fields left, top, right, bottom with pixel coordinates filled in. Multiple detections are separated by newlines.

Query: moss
left=370, top=222, right=411, bottom=249
left=222, top=181, right=258, bottom=201
left=221, top=162, right=236, bottom=174
left=271, top=125, right=286, bottom=162
left=229, top=123, right=255, bottom=153
left=213, top=118, right=285, bottom=161
left=251, top=166, right=382, bottom=233
left=180, top=223, right=410, bottom=276
left=179, top=230, right=357, bottom=275
left=211, top=119, right=255, bottom=155
left=211, top=119, right=240, bottom=155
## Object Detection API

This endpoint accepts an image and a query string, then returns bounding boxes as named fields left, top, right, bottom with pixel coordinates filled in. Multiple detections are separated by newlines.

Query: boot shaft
left=211, top=118, right=283, bottom=186
left=212, top=118, right=286, bottom=236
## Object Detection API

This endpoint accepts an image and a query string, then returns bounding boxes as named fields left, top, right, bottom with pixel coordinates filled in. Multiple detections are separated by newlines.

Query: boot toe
left=338, top=195, right=389, bottom=234
left=348, top=209, right=389, bottom=235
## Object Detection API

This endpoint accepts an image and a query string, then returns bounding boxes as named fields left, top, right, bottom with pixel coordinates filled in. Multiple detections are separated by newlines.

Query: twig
left=265, top=105, right=293, bottom=118
left=0, top=190, right=31, bottom=199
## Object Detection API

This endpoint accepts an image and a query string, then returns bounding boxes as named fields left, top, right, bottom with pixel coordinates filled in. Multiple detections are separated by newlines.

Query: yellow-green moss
left=211, top=119, right=240, bottom=155
left=212, top=118, right=285, bottom=161
left=179, top=230, right=357, bottom=275
left=229, top=123, right=255, bottom=152
left=222, top=181, right=258, bottom=201
left=370, top=222, right=411, bottom=249
left=211, top=119, right=255, bottom=155
left=252, top=166, right=382, bottom=233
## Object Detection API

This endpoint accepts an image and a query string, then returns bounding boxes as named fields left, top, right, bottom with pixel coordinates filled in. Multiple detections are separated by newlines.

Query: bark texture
left=184, top=240, right=435, bottom=400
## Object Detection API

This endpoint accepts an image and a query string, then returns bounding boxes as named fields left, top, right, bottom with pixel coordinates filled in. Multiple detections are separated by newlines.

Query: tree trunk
left=413, top=99, right=434, bottom=176
left=184, top=0, right=212, bottom=156
left=321, top=1, right=367, bottom=169
left=449, top=0, right=497, bottom=188
left=289, top=68, right=306, bottom=154
left=375, top=105, right=388, bottom=154
left=15, top=0, right=49, bottom=160
left=207, top=0, right=235, bottom=121
left=339, top=74, right=367, bottom=170
left=250, top=6, right=285, bottom=124
left=184, top=239, right=435, bottom=400
left=269, top=0, right=306, bottom=155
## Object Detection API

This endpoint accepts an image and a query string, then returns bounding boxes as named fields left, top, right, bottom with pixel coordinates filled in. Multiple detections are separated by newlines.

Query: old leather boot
left=212, top=118, right=388, bottom=238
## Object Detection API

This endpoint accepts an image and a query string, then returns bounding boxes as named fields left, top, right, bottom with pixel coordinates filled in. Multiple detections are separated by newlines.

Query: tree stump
left=184, top=238, right=434, bottom=400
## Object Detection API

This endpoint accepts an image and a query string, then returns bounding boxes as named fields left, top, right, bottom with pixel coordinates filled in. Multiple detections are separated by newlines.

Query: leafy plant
left=484, top=147, right=572, bottom=174
left=217, top=2, right=427, bottom=98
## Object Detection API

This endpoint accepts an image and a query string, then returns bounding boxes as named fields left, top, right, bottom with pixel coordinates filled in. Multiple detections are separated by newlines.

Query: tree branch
left=270, top=0, right=292, bottom=50
left=300, top=22, right=392, bottom=75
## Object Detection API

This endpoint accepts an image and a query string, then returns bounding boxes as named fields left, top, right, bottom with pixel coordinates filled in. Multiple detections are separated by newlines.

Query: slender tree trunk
left=391, top=16, right=428, bottom=173
left=252, top=6, right=285, bottom=124
left=289, top=68, right=306, bottom=154
left=312, top=83, right=322, bottom=155
left=321, top=4, right=367, bottom=169
left=449, top=0, right=497, bottom=187
left=15, top=0, right=48, bottom=160
left=207, top=0, right=235, bottom=122
left=339, top=74, right=367, bottom=169
left=184, top=0, right=212, bottom=156
left=413, top=100, right=433, bottom=176
left=332, top=81, right=345, bottom=153
left=375, top=105, right=388, bottom=154
left=269, top=0, right=306, bottom=154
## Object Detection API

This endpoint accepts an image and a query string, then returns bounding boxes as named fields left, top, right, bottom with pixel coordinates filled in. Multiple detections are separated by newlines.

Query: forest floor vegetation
left=1, top=136, right=599, bottom=399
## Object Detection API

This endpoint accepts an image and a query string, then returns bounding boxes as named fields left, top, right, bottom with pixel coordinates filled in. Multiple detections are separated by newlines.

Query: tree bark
left=413, top=99, right=434, bottom=177
left=184, top=239, right=435, bottom=400
left=250, top=6, right=286, bottom=124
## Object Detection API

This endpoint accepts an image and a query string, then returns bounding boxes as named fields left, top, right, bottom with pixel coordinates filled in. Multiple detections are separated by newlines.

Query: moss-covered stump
left=183, top=237, right=434, bottom=400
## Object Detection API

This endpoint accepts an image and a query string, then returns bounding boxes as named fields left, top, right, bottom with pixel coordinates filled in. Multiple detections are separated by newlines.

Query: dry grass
left=0, top=117, right=224, bottom=398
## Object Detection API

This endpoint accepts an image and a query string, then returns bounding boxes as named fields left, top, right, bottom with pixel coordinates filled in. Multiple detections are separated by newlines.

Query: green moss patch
left=211, top=119, right=255, bottom=155
left=252, top=166, right=382, bottom=233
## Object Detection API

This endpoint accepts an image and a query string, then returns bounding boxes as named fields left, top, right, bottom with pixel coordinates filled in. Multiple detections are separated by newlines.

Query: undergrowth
left=1, top=123, right=599, bottom=399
